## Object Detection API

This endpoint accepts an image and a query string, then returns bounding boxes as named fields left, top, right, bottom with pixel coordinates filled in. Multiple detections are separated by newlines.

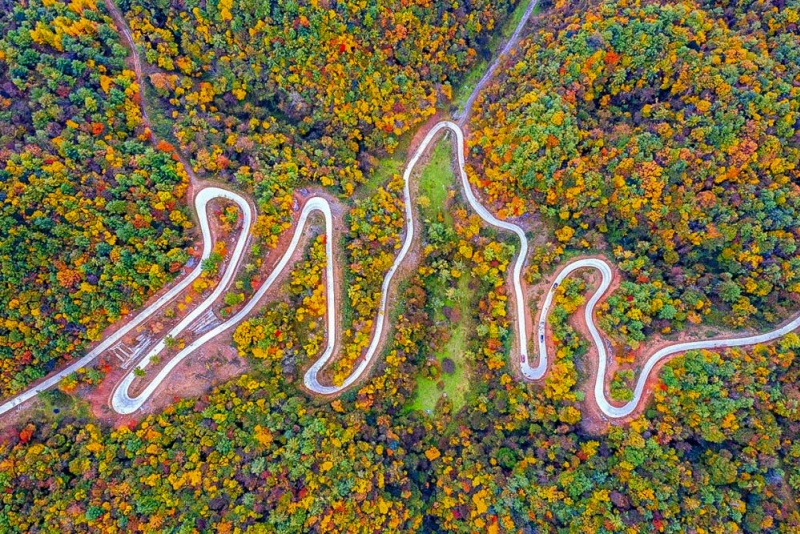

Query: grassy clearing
left=417, top=139, right=455, bottom=223
left=363, top=119, right=454, bottom=206
left=451, top=59, right=490, bottom=111
left=409, top=276, right=473, bottom=413
left=24, top=389, right=94, bottom=424
left=408, top=142, right=474, bottom=414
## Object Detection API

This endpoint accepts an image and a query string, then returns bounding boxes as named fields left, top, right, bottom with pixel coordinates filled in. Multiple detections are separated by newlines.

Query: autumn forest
left=1, top=0, right=800, bottom=532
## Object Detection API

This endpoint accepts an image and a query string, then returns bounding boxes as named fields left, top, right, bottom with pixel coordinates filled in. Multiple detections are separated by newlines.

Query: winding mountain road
left=305, top=123, right=800, bottom=418
left=0, top=187, right=251, bottom=416
left=113, top=197, right=334, bottom=413
left=2, top=0, right=799, bottom=420
left=116, top=122, right=800, bottom=417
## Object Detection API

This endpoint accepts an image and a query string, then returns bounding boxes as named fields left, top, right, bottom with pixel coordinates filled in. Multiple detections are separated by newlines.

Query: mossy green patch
left=417, top=139, right=455, bottom=223
left=409, top=277, right=472, bottom=414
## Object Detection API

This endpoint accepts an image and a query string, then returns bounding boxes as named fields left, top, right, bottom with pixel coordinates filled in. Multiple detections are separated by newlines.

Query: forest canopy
left=468, top=0, right=800, bottom=336
left=117, top=0, right=519, bottom=247
left=0, top=0, right=192, bottom=396
left=1, top=0, right=800, bottom=532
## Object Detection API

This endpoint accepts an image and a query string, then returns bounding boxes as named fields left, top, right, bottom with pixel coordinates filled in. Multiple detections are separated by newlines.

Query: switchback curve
left=2, top=0, right=799, bottom=420
left=119, top=121, right=800, bottom=418
left=112, top=197, right=334, bottom=413
left=0, top=187, right=251, bottom=415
